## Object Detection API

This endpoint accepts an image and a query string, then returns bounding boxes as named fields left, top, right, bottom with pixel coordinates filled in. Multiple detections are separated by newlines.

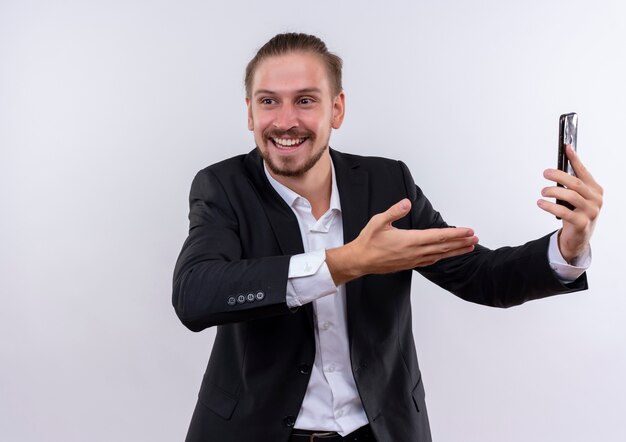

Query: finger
left=541, top=186, right=586, bottom=210
left=415, top=236, right=479, bottom=256
left=541, top=185, right=601, bottom=220
left=407, top=227, right=476, bottom=246
left=543, top=169, right=596, bottom=201
left=537, top=199, right=587, bottom=226
left=417, top=244, right=477, bottom=267
left=565, top=145, right=599, bottom=189
left=380, top=198, right=412, bottom=226
left=565, top=145, right=604, bottom=196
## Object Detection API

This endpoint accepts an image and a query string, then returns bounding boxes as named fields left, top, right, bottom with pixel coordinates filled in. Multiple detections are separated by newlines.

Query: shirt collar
left=263, top=158, right=342, bottom=212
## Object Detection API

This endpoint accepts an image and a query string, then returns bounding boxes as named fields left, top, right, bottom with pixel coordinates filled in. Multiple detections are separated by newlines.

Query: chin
left=266, top=159, right=307, bottom=178
left=257, top=140, right=329, bottom=178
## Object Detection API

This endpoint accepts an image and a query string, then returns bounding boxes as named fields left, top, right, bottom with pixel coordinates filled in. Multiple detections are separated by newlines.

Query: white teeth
left=272, top=137, right=305, bottom=147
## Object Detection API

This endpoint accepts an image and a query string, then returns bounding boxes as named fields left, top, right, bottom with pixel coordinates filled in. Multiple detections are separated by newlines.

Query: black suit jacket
left=173, top=149, right=587, bottom=442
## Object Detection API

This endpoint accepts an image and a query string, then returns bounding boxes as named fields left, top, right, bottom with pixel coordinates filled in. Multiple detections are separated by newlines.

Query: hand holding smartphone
left=556, top=113, right=578, bottom=219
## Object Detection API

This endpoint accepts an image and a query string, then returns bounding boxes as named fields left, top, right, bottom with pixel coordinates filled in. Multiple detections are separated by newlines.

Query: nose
left=273, top=102, right=298, bottom=130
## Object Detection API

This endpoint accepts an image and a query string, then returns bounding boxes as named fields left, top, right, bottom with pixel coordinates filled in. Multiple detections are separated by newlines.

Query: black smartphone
left=556, top=113, right=578, bottom=218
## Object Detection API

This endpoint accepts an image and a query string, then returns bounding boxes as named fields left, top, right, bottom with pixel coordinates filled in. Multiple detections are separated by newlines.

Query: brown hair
left=244, top=33, right=343, bottom=98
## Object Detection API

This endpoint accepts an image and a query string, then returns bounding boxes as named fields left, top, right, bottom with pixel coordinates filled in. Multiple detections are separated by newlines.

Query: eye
left=259, top=98, right=275, bottom=105
left=299, top=97, right=315, bottom=105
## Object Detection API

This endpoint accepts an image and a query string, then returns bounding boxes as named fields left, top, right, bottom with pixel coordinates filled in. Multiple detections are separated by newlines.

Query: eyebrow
left=254, top=87, right=323, bottom=97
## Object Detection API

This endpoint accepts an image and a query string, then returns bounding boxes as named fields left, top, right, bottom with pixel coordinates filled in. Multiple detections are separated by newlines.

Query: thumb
left=382, top=198, right=412, bottom=225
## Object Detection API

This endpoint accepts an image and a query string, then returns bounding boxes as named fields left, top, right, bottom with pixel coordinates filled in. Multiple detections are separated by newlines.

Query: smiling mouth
left=271, top=137, right=309, bottom=149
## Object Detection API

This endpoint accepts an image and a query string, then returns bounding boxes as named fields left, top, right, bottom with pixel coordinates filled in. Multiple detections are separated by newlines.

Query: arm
left=328, top=160, right=589, bottom=307
left=172, top=168, right=294, bottom=332
left=401, top=161, right=589, bottom=307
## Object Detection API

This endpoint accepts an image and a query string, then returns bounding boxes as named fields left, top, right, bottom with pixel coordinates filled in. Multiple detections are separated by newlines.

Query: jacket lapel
left=244, top=150, right=305, bottom=256
left=330, top=149, right=369, bottom=244
left=330, top=149, right=370, bottom=345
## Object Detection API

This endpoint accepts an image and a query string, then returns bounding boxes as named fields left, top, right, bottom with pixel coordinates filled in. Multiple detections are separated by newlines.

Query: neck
left=268, top=151, right=332, bottom=219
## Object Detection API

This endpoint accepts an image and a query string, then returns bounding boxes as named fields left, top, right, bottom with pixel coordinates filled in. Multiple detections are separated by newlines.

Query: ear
left=331, top=91, right=346, bottom=129
left=246, top=97, right=253, bottom=131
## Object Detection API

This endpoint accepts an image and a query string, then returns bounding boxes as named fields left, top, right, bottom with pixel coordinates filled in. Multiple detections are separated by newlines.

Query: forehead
left=251, top=52, right=331, bottom=95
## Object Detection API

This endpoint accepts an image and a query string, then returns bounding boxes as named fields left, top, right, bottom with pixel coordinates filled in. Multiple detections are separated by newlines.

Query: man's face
left=246, top=52, right=345, bottom=178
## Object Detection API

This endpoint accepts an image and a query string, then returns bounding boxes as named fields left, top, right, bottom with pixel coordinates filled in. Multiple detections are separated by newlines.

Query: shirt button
left=335, top=409, right=344, bottom=418
left=283, top=415, right=296, bottom=427
left=321, top=321, right=331, bottom=330
left=237, top=295, right=246, bottom=304
left=327, top=364, right=335, bottom=373
left=246, top=293, right=255, bottom=302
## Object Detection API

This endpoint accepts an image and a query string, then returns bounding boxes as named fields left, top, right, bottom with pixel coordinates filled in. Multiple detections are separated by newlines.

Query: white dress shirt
left=264, top=159, right=590, bottom=436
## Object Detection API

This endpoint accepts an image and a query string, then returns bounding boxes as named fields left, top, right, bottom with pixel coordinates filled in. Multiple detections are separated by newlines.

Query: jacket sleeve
left=397, top=161, right=588, bottom=307
left=172, top=168, right=294, bottom=332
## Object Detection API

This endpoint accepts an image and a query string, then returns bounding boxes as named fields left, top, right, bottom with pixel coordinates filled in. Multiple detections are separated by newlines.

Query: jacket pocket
left=411, top=378, right=426, bottom=413
left=198, top=382, right=239, bottom=420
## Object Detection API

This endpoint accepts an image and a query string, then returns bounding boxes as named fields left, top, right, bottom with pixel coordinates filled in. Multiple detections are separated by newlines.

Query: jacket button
left=283, top=415, right=296, bottom=427
left=298, top=364, right=311, bottom=375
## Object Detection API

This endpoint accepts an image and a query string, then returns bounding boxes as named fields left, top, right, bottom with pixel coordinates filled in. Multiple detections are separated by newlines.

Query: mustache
left=263, top=128, right=314, bottom=139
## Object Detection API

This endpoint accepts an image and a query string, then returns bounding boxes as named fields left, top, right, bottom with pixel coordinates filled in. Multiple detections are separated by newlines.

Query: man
left=173, top=33, right=602, bottom=442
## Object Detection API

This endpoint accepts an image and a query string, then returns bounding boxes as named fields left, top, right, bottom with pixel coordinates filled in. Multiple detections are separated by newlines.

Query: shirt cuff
left=285, top=250, right=338, bottom=308
left=548, top=230, right=591, bottom=284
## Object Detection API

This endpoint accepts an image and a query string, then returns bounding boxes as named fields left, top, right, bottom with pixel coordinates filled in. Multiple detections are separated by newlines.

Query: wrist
left=557, top=229, right=583, bottom=264
left=326, top=242, right=364, bottom=286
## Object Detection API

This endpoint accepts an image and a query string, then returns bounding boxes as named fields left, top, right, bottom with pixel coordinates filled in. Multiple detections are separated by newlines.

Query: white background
left=1, top=1, right=624, bottom=441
